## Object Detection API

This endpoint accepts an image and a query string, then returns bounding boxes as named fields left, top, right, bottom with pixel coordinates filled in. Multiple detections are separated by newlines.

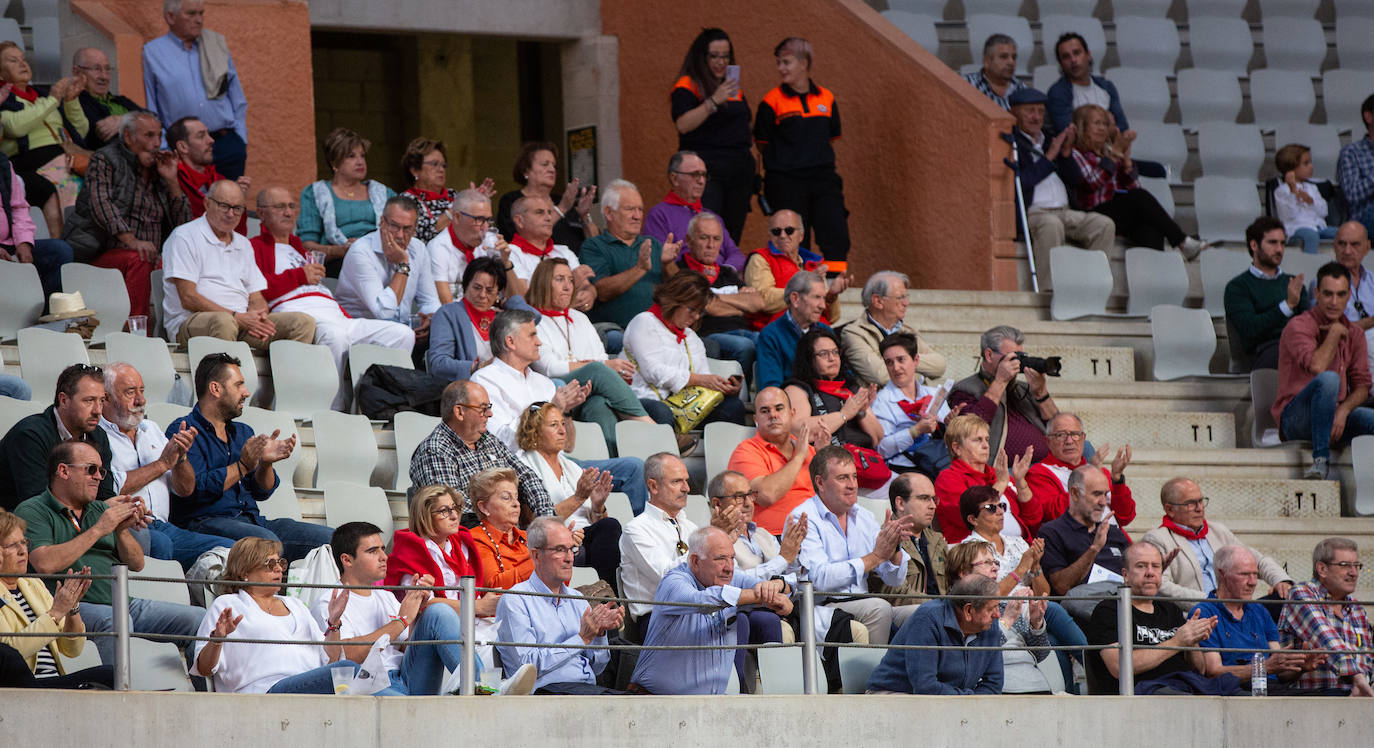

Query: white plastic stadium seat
left=1199, top=249, right=1251, bottom=316
left=1335, top=19, right=1374, bottom=70
left=0, top=19, right=21, bottom=46
left=1032, top=63, right=1059, bottom=93
left=1112, top=0, right=1173, bottom=13
left=0, top=262, right=44, bottom=339
left=0, top=395, right=44, bottom=435
left=1334, top=0, right=1374, bottom=19
left=683, top=494, right=710, bottom=529
left=348, top=342, right=413, bottom=391
left=1193, top=176, right=1261, bottom=242
left=965, top=14, right=1034, bottom=75
left=105, top=332, right=178, bottom=403
left=1273, top=124, right=1342, bottom=182
left=269, top=340, right=339, bottom=420
left=393, top=411, right=440, bottom=492
left=17, top=328, right=89, bottom=400
left=1130, top=124, right=1187, bottom=178
left=614, top=420, right=680, bottom=463
left=324, top=481, right=394, bottom=545
left=1186, top=18, right=1254, bottom=73
left=1196, top=123, right=1265, bottom=180
left=565, top=420, right=610, bottom=462
left=1350, top=435, right=1374, bottom=515
left=311, top=410, right=379, bottom=487
left=1048, top=246, right=1113, bottom=320
left=1105, top=67, right=1171, bottom=124
left=1258, top=0, right=1320, bottom=17
left=61, top=263, right=130, bottom=341
left=131, top=639, right=194, bottom=691
left=1176, top=69, right=1242, bottom=125
left=149, top=269, right=167, bottom=339
left=838, top=646, right=886, bottom=694
left=886, top=0, right=947, bottom=14
left=130, top=557, right=192, bottom=606
left=1250, top=368, right=1283, bottom=448
left=1248, top=69, right=1317, bottom=128
left=145, top=401, right=191, bottom=429
left=1037, top=0, right=1095, bottom=16
left=237, top=405, right=304, bottom=520
left=756, top=646, right=824, bottom=695
left=1260, top=17, right=1327, bottom=75
left=1124, top=248, right=1189, bottom=316
left=1038, top=15, right=1106, bottom=74
left=1321, top=69, right=1373, bottom=127
left=881, top=10, right=939, bottom=53
left=1150, top=305, right=1234, bottom=380
left=704, top=421, right=754, bottom=485
left=603, top=492, right=635, bottom=524
left=187, top=336, right=258, bottom=400
left=29, top=205, right=48, bottom=240
left=1111, top=17, right=1180, bottom=73
left=1139, top=177, right=1176, bottom=217
left=30, top=17, right=60, bottom=82
left=1188, top=0, right=1249, bottom=17
left=962, top=0, right=1023, bottom=15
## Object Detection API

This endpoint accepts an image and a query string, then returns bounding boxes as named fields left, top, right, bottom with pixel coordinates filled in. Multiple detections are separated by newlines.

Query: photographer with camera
left=949, top=325, right=1060, bottom=464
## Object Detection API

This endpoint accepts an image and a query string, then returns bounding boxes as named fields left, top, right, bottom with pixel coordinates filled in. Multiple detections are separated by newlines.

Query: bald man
left=161, top=180, right=315, bottom=347
left=1314, top=221, right=1374, bottom=372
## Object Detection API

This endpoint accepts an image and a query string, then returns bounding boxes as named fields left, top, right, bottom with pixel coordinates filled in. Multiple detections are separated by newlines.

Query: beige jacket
left=1141, top=520, right=1292, bottom=609
left=1, top=576, right=84, bottom=673
left=839, top=315, right=947, bottom=386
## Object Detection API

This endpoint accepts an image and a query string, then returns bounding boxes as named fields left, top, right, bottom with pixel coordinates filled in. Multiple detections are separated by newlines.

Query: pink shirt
left=0, top=169, right=36, bottom=247
left=1273, top=307, right=1372, bottom=422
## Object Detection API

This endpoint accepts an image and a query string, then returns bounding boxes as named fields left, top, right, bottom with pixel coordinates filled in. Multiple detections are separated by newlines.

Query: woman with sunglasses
left=933, top=414, right=1039, bottom=544
left=400, top=136, right=496, bottom=244
left=956, top=486, right=1047, bottom=598
left=192, top=537, right=360, bottom=693
left=785, top=327, right=882, bottom=452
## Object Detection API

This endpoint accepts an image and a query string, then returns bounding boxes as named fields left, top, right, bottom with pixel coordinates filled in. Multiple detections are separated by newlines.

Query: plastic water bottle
left=1251, top=653, right=1267, bottom=696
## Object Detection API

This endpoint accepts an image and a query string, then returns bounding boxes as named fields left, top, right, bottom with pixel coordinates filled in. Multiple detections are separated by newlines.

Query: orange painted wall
left=71, top=0, right=315, bottom=201
left=601, top=0, right=1018, bottom=290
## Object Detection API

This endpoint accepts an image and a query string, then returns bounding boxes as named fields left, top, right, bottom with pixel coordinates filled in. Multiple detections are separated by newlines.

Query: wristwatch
left=395, top=262, right=411, bottom=276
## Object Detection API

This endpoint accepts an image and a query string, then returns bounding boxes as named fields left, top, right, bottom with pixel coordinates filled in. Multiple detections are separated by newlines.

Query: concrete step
left=1123, top=475, right=1341, bottom=523
left=1074, top=409, right=1236, bottom=450
left=918, top=341, right=1137, bottom=383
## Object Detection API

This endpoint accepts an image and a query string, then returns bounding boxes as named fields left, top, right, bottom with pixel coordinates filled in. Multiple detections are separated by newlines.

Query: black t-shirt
left=1085, top=599, right=1189, bottom=695
left=697, top=264, right=749, bottom=335
left=671, top=83, right=753, bottom=155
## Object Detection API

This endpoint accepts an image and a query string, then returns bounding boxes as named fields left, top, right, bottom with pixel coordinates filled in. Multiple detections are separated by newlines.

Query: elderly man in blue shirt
left=628, top=526, right=793, bottom=695
left=789, top=445, right=918, bottom=645
left=866, top=574, right=1004, bottom=694
left=167, top=352, right=332, bottom=562
left=142, top=0, right=248, bottom=179
left=497, top=517, right=624, bottom=694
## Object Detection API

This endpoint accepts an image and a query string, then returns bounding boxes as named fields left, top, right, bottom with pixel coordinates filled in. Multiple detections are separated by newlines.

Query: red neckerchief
left=511, top=233, right=555, bottom=257
left=663, top=191, right=702, bottom=213
left=1040, top=455, right=1083, bottom=471
left=538, top=307, right=571, bottom=320
left=12, top=86, right=38, bottom=103
left=1161, top=516, right=1208, bottom=541
left=650, top=303, right=686, bottom=342
left=463, top=298, right=495, bottom=341
left=815, top=379, right=853, bottom=400
left=680, top=252, right=719, bottom=282
left=177, top=159, right=220, bottom=194
left=406, top=186, right=448, bottom=202
left=954, top=459, right=999, bottom=486
left=446, top=223, right=476, bottom=264
left=897, top=396, right=932, bottom=418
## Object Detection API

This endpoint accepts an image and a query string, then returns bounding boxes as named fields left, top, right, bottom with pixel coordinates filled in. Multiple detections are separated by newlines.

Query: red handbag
left=843, top=443, right=892, bottom=490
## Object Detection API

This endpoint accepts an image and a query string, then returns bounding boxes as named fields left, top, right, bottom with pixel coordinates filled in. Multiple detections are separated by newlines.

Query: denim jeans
left=705, top=329, right=759, bottom=386
left=1291, top=225, right=1339, bottom=254
left=148, top=519, right=235, bottom=570
left=33, top=238, right=73, bottom=300
left=1279, top=370, right=1374, bottom=458
left=385, top=601, right=481, bottom=695
left=575, top=456, right=648, bottom=514
left=185, top=515, right=334, bottom=562
left=82, top=597, right=207, bottom=664
left=1044, top=600, right=1088, bottom=692
left=0, top=373, right=31, bottom=400
left=266, top=659, right=358, bottom=694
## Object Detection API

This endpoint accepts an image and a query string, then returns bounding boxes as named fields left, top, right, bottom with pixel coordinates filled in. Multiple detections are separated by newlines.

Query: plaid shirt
left=408, top=421, right=553, bottom=517
left=1278, top=579, right=1373, bottom=689
left=1066, top=147, right=1139, bottom=210
left=1338, top=136, right=1374, bottom=213
left=86, top=147, right=191, bottom=252
left=963, top=70, right=1025, bottom=111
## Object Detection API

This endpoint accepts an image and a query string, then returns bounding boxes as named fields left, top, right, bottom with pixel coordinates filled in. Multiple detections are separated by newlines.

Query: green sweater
left=1223, top=268, right=1310, bottom=356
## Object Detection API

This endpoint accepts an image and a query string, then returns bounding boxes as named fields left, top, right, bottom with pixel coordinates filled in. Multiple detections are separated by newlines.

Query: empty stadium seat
left=1038, top=16, right=1105, bottom=74
left=393, top=410, right=440, bottom=492
left=0, top=262, right=44, bottom=340
left=1259, top=0, right=1320, bottom=17
left=61, top=263, right=130, bottom=341
left=130, top=557, right=192, bottom=606
left=149, top=269, right=167, bottom=339
left=1188, top=0, right=1249, bottom=17
left=1104, top=67, right=1172, bottom=124
left=29, top=205, right=47, bottom=240
left=1130, top=124, right=1188, bottom=177
left=566, top=420, right=610, bottom=462
left=1260, top=17, right=1327, bottom=74
left=1111, top=16, right=1181, bottom=73
left=1250, top=368, right=1282, bottom=447
left=105, top=332, right=178, bottom=403
left=965, top=14, right=1034, bottom=75
left=1036, top=0, right=1096, bottom=16
left=237, top=405, right=304, bottom=520
left=1112, top=0, right=1173, bottom=13
left=145, top=401, right=190, bottom=429
left=1124, top=248, right=1189, bottom=316
left=886, top=0, right=947, bottom=14
left=1186, top=18, right=1255, bottom=73
left=1150, top=305, right=1235, bottom=380
left=962, top=0, right=1023, bottom=15
left=0, top=19, right=21, bottom=45
left=187, top=336, right=258, bottom=399
left=18, top=327, right=88, bottom=399
left=311, top=410, right=378, bottom=486
left=1350, top=435, right=1374, bottom=515
left=756, top=646, right=824, bottom=695
left=603, top=492, right=635, bottom=524
left=323, top=481, right=395, bottom=545
left=1248, top=69, right=1317, bottom=128
left=1032, top=63, right=1059, bottom=93
left=1176, top=69, right=1242, bottom=124
left=1335, top=19, right=1374, bottom=70
left=1193, top=176, right=1261, bottom=241
left=1279, top=249, right=1327, bottom=281
left=0, top=395, right=43, bottom=434
left=130, top=638, right=194, bottom=691
left=613, top=420, right=679, bottom=463
left=269, top=340, right=338, bottom=420
left=683, top=493, right=711, bottom=528
left=704, top=421, right=754, bottom=483
left=1321, top=69, right=1371, bottom=126
left=1196, top=123, right=1265, bottom=179
left=881, top=10, right=939, bottom=52
left=30, top=16, right=60, bottom=82
left=1199, top=248, right=1251, bottom=316
left=838, top=646, right=885, bottom=694
left=1139, top=176, right=1177, bottom=217
left=1273, top=123, right=1342, bottom=181
left=1048, top=246, right=1113, bottom=320
left=348, top=342, right=413, bottom=391
left=1334, top=0, right=1374, bottom=19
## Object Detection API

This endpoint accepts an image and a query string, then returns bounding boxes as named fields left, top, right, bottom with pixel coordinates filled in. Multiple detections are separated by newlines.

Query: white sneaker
left=1178, top=236, right=1210, bottom=261
left=497, top=663, right=537, bottom=695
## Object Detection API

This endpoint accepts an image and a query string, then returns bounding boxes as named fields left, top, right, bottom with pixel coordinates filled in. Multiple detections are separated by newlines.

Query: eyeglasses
left=1165, top=497, right=1209, bottom=510
left=770, top=226, right=799, bottom=237
left=261, top=202, right=298, bottom=211
left=979, top=502, right=1007, bottom=515
left=259, top=558, right=288, bottom=570
left=905, top=493, right=937, bottom=503
left=430, top=505, right=460, bottom=519
left=1048, top=430, right=1086, bottom=441
left=456, top=210, right=493, bottom=226
left=63, top=462, right=105, bottom=478
left=813, top=348, right=841, bottom=359
left=1323, top=561, right=1364, bottom=571
left=712, top=490, right=760, bottom=503
left=422, top=160, right=448, bottom=169
left=707, top=53, right=731, bottom=61
left=75, top=64, right=113, bottom=74
left=381, top=216, right=418, bottom=235
left=672, top=170, right=709, bottom=180
left=207, top=197, right=247, bottom=215
left=456, top=402, right=493, bottom=415
left=536, top=545, right=580, bottom=556
left=974, top=558, right=1001, bottom=568
left=0, top=537, right=28, bottom=552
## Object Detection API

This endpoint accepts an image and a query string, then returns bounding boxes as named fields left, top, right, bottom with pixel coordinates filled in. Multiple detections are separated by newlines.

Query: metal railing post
left=113, top=564, right=131, bottom=691
left=1116, top=585, right=1134, bottom=696
left=799, top=581, right=818, bottom=695
left=459, top=576, right=476, bottom=695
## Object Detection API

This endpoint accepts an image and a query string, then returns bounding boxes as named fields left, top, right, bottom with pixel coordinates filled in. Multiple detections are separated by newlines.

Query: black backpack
left=354, top=364, right=449, bottom=424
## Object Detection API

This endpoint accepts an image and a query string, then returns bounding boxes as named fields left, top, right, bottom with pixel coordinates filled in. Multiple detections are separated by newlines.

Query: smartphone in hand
left=726, top=65, right=740, bottom=84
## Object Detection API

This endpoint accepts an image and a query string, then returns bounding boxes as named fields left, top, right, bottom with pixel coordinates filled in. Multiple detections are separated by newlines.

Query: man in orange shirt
left=726, top=386, right=816, bottom=534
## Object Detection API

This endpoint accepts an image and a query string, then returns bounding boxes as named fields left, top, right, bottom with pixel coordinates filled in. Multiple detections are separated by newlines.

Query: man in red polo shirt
left=726, top=386, right=817, bottom=534
left=1025, top=412, right=1135, bottom=532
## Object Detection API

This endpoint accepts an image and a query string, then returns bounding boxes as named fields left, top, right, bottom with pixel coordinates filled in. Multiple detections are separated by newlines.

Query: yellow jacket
left=0, top=576, right=85, bottom=674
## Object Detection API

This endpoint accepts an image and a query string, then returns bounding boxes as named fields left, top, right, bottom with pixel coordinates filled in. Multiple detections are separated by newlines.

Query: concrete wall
left=0, top=691, right=1360, bottom=745
left=601, top=0, right=1017, bottom=289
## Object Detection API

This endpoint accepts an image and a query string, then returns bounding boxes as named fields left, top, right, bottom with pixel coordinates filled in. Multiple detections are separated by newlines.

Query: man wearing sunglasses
left=0, top=364, right=116, bottom=511
left=1279, top=537, right=1374, bottom=696
left=15, top=440, right=204, bottom=664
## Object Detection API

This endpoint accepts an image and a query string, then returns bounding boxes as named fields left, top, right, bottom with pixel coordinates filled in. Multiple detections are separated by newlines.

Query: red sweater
left=1024, top=456, right=1135, bottom=535
left=933, top=459, right=1039, bottom=543
left=384, top=528, right=485, bottom=601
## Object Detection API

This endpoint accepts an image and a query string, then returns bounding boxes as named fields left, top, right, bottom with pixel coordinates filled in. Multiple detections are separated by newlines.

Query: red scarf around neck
left=681, top=252, right=719, bottom=282
left=511, top=233, right=555, bottom=257
left=663, top=191, right=703, bottom=213
left=815, top=379, right=853, bottom=400
left=538, top=306, right=571, bottom=320
left=11, top=86, right=38, bottom=103
left=897, top=396, right=932, bottom=418
left=463, top=298, right=495, bottom=341
left=649, top=303, right=687, bottom=342
left=406, top=186, right=448, bottom=202
left=446, top=223, right=476, bottom=264
left=1160, top=516, right=1208, bottom=541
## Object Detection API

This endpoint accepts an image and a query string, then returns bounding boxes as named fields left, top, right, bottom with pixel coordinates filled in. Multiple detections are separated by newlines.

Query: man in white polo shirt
left=336, top=195, right=441, bottom=344
left=508, top=194, right=596, bottom=307
left=161, top=179, right=316, bottom=347
left=426, top=188, right=511, bottom=305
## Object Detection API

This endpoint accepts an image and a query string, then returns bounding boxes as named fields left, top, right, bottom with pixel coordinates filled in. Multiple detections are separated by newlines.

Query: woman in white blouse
left=525, top=257, right=670, bottom=449
left=193, top=537, right=361, bottom=694
left=516, top=402, right=623, bottom=583
left=621, top=270, right=748, bottom=426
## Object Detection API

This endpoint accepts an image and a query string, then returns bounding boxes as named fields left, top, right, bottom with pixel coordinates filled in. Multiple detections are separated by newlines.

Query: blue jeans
left=385, top=601, right=482, bottom=695
left=1356, top=202, right=1374, bottom=242
left=0, top=373, right=31, bottom=400
left=575, top=456, right=648, bottom=514
left=184, top=515, right=334, bottom=563
left=1044, top=601, right=1088, bottom=693
left=82, top=596, right=207, bottom=664
left=1291, top=225, right=1339, bottom=254
left=32, top=238, right=73, bottom=300
left=705, top=329, right=759, bottom=386
left=148, top=519, right=235, bottom=570
left=267, top=659, right=359, bottom=694
left=1279, top=370, right=1374, bottom=459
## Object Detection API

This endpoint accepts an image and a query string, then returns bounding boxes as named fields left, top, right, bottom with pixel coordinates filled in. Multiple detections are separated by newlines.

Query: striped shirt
left=11, top=587, right=59, bottom=676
